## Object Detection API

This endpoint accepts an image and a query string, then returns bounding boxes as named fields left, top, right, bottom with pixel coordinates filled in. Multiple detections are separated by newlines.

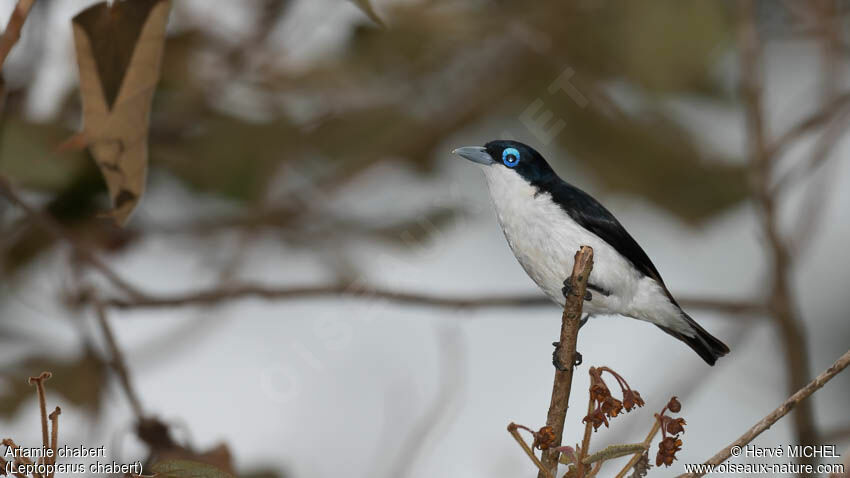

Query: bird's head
left=452, top=140, right=556, bottom=184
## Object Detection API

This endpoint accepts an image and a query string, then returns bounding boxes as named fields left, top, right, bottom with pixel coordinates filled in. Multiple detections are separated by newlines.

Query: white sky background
left=1, top=1, right=849, bottom=477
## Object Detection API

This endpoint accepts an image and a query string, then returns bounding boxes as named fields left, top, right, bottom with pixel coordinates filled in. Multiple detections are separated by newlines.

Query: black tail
left=656, top=312, right=730, bottom=366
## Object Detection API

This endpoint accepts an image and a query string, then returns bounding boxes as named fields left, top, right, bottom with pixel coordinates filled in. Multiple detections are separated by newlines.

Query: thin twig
left=2, top=439, right=39, bottom=478
left=507, top=423, right=553, bottom=478
left=737, top=0, right=818, bottom=461
left=677, top=347, right=850, bottom=478
left=88, top=281, right=764, bottom=315
left=0, top=0, right=35, bottom=70
left=786, top=7, right=848, bottom=255
left=771, top=103, right=850, bottom=194
left=27, top=372, right=51, bottom=460
left=615, top=415, right=662, bottom=478
left=576, top=393, right=595, bottom=477
left=538, top=246, right=594, bottom=478
left=47, top=407, right=60, bottom=477
left=93, top=298, right=145, bottom=419
left=767, top=92, right=850, bottom=161
left=0, top=176, right=146, bottom=300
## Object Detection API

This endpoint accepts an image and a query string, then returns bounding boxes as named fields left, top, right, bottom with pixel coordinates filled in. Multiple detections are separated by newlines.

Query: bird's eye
left=502, top=148, right=520, bottom=167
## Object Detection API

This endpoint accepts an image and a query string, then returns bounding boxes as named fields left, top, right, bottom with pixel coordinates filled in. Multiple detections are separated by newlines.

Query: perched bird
left=453, top=140, right=729, bottom=365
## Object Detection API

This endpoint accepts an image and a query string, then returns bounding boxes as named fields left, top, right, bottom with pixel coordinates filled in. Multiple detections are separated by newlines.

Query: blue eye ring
left=502, top=147, right=520, bottom=167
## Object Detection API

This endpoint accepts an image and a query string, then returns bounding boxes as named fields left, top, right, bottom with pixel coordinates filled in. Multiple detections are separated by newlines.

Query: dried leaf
left=349, top=0, right=384, bottom=26
left=71, top=0, right=171, bottom=225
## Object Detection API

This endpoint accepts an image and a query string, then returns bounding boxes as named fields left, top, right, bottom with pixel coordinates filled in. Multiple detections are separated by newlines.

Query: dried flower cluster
left=511, top=423, right=559, bottom=451
left=532, top=426, right=557, bottom=451
left=655, top=396, right=687, bottom=467
left=582, top=367, right=645, bottom=431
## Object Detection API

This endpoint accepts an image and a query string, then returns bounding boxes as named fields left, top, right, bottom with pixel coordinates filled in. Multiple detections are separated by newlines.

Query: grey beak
left=452, top=146, right=493, bottom=165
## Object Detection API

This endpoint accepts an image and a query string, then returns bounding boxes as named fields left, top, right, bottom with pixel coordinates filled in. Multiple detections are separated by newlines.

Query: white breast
left=480, top=165, right=688, bottom=333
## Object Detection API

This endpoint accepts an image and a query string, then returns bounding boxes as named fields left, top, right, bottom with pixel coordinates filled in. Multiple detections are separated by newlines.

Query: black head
left=453, top=140, right=557, bottom=184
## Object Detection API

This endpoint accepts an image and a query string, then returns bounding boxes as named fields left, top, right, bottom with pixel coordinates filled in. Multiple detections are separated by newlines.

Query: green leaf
left=151, top=460, right=235, bottom=478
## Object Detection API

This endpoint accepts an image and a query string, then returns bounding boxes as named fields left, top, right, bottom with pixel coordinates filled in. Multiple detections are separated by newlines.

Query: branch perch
left=678, top=347, right=850, bottom=478
left=538, top=245, right=594, bottom=477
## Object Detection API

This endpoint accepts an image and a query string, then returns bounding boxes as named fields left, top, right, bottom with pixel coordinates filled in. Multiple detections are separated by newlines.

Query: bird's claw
left=552, top=342, right=583, bottom=371
left=562, top=279, right=592, bottom=301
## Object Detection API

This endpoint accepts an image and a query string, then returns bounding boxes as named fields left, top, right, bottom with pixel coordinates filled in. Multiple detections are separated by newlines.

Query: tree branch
left=84, top=281, right=765, bottom=316
left=677, top=347, right=850, bottom=478
left=0, top=0, right=35, bottom=70
left=767, top=91, right=850, bottom=162
left=507, top=423, right=553, bottom=478
left=538, top=245, right=593, bottom=477
left=93, top=297, right=145, bottom=419
left=0, top=175, right=147, bottom=300
left=737, top=1, right=818, bottom=462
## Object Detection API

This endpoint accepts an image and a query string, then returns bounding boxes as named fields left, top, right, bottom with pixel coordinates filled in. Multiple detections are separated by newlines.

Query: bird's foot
left=552, top=342, right=583, bottom=371
left=579, top=313, right=590, bottom=329
left=562, top=279, right=592, bottom=301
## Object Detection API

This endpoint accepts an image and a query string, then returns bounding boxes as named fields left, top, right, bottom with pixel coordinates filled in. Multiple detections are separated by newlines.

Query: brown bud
left=582, top=409, right=609, bottom=431
left=667, top=396, right=681, bottom=413
left=600, top=396, right=623, bottom=419
left=588, top=369, right=611, bottom=404
left=666, top=417, right=686, bottom=435
left=533, top=426, right=557, bottom=450
left=655, top=436, right=683, bottom=467
left=623, top=389, right=645, bottom=412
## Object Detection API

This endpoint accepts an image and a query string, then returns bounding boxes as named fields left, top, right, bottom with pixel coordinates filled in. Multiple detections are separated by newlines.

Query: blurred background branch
left=1, top=1, right=849, bottom=477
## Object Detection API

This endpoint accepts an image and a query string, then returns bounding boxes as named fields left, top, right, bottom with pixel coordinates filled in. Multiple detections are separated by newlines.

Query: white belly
left=481, top=166, right=688, bottom=333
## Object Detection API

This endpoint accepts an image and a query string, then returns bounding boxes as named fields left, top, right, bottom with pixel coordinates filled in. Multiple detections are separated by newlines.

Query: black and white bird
left=453, top=140, right=729, bottom=365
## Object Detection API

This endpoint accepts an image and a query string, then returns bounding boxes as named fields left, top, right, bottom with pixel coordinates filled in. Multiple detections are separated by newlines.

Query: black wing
left=541, top=178, right=668, bottom=288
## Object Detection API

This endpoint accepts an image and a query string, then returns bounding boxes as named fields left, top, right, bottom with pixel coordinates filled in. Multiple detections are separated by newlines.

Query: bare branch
left=86, top=281, right=765, bottom=316
left=538, top=245, right=593, bottom=477
left=507, top=423, right=553, bottom=478
left=677, top=348, right=850, bottom=477
left=737, top=0, right=818, bottom=458
left=93, top=298, right=145, bottom=419
left=47, top=407, right=60, bottom=476
left=0, top=175, right=147, bottom=300
left=0, top=0, right=35, bottom=70
left=771, top=102, right=850, bottom=194
left=767, top=92, right=850, bottom=161
left=27, top=371, right=51, bottom=472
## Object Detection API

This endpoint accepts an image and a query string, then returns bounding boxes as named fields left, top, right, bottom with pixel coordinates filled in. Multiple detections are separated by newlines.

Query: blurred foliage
left=0, top=0, right=747, bottom=237
left=0, top=0, right=751, bottom=418
left=0, top=347, right=107, bottom=419
left=2, top=2, right=849, bottom=476
left=151, top=460, right=235, bottom=478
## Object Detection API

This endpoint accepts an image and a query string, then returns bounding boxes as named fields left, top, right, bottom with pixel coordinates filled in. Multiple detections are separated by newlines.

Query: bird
left=453, top=140, right=729, bottom=366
